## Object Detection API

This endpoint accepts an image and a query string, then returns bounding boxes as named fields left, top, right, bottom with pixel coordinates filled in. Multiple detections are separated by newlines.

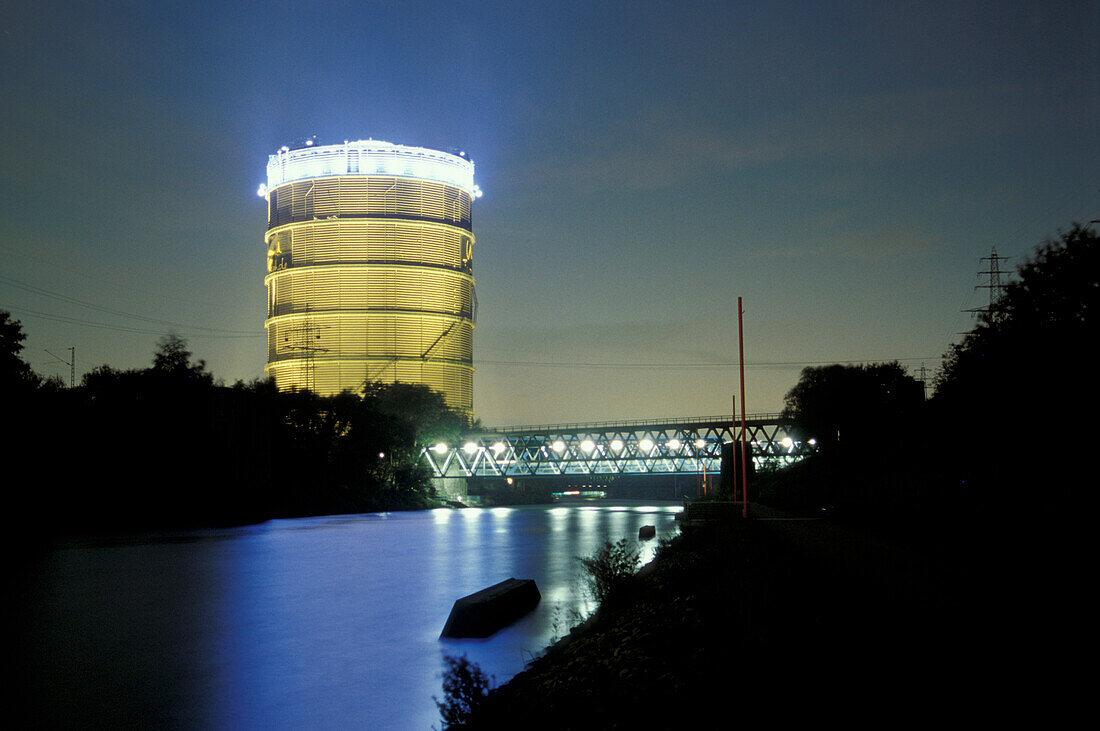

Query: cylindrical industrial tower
left=260, top=139, right=477, bottom=413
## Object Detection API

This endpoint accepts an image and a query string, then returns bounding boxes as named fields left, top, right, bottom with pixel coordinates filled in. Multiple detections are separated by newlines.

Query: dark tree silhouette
left=8, top=322, right=473, bottom=535
left=364, top=380, right=466, bottom=447
left=933, top=222, right=1098, bottom=504
left=1, top=310, right=38, bottom=393
left=781, top=361, right=924, bottom=449
left=936, top=223, right=1097, bottom=410
left=435, top=654, right=493, bottom=730
left=152, top=333, right=212, bottom=383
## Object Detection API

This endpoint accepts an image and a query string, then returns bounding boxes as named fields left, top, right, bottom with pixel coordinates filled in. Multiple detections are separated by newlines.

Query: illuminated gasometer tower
left=259, top=139, right=479, bottom=414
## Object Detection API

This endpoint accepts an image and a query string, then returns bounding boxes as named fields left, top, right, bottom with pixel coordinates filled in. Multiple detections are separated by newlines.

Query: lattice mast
left=281, top=307, right=329, bottom=392
left=971, top=246, right=1011, bottom=323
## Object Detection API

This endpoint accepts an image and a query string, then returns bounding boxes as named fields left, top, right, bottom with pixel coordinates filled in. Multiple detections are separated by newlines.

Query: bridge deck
left=423, top=413, right=813, bottom=478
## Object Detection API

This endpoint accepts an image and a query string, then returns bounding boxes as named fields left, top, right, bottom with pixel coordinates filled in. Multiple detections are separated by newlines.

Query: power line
left=473, top=356, right=937, bottom=370
left=0, top=274, right=260, bottom=336
left=44, top=346, right=75, bottom=388
left=0, top=241, right=248, bottom=309
left=1, top=304, right=263, bottom=339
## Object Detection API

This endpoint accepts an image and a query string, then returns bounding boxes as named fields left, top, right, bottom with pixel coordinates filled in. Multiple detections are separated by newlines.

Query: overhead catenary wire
left=2, top=304, right=263, bottom=339
left=0, top=274, right=260, bottom=336
left=473, top=356, right=937, bottom=370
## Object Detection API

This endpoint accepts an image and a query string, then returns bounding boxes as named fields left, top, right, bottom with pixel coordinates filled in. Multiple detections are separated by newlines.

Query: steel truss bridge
left=422, top=414, right=813, bottom=479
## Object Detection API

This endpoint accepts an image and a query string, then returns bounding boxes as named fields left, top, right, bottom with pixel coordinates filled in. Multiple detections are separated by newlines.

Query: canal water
left=20, top=501, right=681, bottom=729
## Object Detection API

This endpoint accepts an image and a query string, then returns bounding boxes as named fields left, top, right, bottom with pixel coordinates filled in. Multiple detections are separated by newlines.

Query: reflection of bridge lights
left=580, top=439, right=596, bottom=453
left=639, top=438, right=655, bottom=452
left=492, top=441, right=506, bottom=456
left=552, top=440, right=566, bottom=453
left=462, top=441, right=478, bottom=455
left=667, top=438, right=682, bottom=450
left=432, top=442, right=448, bottom=455
left=610, top=438, right=624, bottom=452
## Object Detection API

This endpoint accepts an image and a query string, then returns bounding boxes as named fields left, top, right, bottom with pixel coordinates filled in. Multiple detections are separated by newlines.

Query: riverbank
left=463, top=501, right=1085, bottom=728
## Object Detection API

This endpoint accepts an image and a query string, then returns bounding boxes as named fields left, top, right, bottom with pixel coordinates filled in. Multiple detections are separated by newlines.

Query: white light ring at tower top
left=266, top=140, right=475, bottom=196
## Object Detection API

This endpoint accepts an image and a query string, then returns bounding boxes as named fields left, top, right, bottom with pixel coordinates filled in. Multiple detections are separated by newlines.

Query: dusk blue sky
left=2, top=1, right=1097, bottom=426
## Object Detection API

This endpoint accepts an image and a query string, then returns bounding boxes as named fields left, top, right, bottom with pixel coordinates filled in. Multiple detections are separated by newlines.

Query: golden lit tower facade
left=259, top=140, right=479, bottom=412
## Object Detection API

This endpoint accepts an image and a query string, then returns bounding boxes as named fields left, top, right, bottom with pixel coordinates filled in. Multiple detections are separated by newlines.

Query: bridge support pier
left=433, top=476, right=469, bottom=503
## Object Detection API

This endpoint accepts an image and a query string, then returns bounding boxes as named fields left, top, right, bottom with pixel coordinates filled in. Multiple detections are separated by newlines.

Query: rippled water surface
left=22, top=501, right=681, bottom=729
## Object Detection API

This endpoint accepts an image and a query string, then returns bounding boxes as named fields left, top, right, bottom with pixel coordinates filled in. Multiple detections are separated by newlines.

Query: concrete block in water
left=638, top=525, right=656, bottom=540
left=440, top=578, right=541, bottom=639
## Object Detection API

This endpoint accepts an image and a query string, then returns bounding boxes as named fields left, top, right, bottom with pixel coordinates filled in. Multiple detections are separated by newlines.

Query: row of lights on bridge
left=428, top=436, right=813, bottom=458
left=431, top=437, right=722, bottom=458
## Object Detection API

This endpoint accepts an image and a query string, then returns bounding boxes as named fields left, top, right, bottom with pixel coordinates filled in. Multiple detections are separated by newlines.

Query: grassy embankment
left=461, top=492, right=1083, bottom=728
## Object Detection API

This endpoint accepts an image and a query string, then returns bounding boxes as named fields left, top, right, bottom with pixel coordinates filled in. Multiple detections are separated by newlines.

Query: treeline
left=3, top=328, right=469, bottom=538
left=757, top=222, right=1097, bottom=533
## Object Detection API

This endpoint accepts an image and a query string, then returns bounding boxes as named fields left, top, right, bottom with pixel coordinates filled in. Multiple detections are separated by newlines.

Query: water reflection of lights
left=544, top=585, right=573, bottom=603
left=578, top=507, right=599, bottom=523
left=431, top=508, right=453, bottom=523
left=549, top=506, right=569, bottom=532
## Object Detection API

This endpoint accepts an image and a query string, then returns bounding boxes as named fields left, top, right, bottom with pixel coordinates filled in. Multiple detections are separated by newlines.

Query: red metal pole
left=738, top=297, right=748, bottom=519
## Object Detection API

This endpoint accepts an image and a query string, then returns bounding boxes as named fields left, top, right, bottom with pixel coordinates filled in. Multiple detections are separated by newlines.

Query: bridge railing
left=488, top=413, right=788, bottom=435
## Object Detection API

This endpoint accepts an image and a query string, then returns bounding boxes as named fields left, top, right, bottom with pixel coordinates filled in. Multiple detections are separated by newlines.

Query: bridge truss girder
left=422, top=415, right=813, bottom=479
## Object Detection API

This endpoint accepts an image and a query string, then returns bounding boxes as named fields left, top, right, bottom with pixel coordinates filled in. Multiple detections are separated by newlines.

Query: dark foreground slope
left=464, top=504, right=1086, bottom=729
